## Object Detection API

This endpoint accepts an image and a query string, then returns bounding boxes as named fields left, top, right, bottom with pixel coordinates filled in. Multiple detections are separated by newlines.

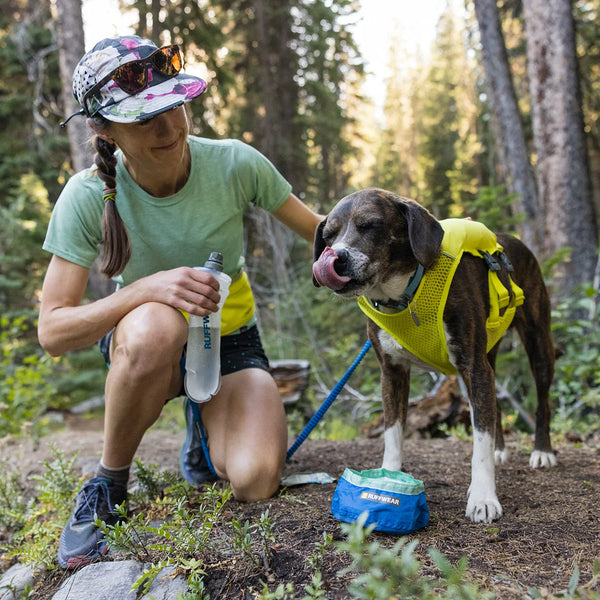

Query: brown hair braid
left=91, top=127, right=131, bottom=278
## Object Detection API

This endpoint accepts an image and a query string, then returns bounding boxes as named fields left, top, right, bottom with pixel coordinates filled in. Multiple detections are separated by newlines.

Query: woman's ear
left=87, top=118, right=114, bottom=144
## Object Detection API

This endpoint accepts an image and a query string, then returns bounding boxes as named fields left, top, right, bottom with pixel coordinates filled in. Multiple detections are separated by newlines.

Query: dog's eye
left=322, top=226, right=338, bottom=242
left=356, top=220, right=384, bottom=233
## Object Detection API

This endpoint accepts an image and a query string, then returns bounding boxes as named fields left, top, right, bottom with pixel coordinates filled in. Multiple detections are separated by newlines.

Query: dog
left=312, top=188, right=557, bottom=523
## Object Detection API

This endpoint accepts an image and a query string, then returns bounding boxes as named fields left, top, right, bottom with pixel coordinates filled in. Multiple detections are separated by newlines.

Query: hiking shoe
left=58, top=476, right=126, bottom=569
left=180, top=397, right=218, bottom=485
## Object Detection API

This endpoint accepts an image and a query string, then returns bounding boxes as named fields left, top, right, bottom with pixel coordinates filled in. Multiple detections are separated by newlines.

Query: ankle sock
left=96, top=462, right=130, bottom=497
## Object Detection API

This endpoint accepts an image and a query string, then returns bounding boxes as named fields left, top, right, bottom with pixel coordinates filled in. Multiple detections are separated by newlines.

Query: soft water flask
left=184, top=252, right=232, bottom=403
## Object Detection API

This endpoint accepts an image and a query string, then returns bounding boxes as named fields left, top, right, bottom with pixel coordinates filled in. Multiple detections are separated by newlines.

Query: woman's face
left=103, top=106, right=190, bottom=176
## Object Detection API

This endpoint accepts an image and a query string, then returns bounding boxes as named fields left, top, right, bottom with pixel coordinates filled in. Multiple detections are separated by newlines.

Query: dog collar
left=371, top=264, right=425, bottom=312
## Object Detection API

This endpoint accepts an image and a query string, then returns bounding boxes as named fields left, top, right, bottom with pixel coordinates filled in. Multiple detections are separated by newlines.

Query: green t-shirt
left=43, top=136, right=292, bottom=285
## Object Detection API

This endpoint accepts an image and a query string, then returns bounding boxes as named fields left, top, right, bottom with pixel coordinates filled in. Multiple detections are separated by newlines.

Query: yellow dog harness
left=357, top=219, right=524, bottom=375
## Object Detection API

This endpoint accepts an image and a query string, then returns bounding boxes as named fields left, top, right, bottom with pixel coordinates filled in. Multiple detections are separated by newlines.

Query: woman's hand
left=142, top=266, right=221, bottom=316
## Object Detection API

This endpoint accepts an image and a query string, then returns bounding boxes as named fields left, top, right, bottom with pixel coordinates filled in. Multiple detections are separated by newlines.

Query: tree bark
left=55, top=0, right=114, bottom=299
left=473, top=0, right=541, bottom=253
left=55, top=0, right=94, bottom=172
left=523, top=0, right=599, bottom=294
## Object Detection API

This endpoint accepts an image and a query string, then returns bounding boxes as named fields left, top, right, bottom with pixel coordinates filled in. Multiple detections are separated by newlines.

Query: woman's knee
left=228, top=455, right=283, bottom=502
left=111, top=302, right=186, bottom=373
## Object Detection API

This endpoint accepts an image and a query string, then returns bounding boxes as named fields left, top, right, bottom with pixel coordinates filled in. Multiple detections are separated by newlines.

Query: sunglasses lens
left=151, top=46, right=182, bottom=76
left=113, top=61, right=148, bottom=94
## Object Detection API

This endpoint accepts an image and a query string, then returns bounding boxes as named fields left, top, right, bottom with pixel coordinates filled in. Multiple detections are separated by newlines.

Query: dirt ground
left=1, top=420, right=599, bottom=599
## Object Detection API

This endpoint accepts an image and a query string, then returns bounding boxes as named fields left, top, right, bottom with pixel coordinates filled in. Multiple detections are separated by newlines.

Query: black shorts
left=98, top=324, right=270, bottom=394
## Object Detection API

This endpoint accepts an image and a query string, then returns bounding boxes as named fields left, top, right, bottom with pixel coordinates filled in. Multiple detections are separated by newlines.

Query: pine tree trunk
left=473, top=0, right=541, bottom=253
left=523, top=0, right=599, bottom=295
left=55, top=0, right=94, bottom=172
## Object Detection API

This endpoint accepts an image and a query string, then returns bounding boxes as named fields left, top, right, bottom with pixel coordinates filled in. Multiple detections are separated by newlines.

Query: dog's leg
left=487, top=345, right=508, bottom=465
left=501, top=235, right=557, bottom=468
left=512, top=299, right=557, bottom=468
left=369, top=323, right=410, bottom=472
left=460, top=364, right=503, bottom=523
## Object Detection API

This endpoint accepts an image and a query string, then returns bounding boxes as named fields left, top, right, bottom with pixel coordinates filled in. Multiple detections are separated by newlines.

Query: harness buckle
left=497, top=251, right=514, bottom=272
left=482, top=251, right=500, bottom=271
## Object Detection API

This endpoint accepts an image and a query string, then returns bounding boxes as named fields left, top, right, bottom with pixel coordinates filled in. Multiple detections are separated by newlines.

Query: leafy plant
left=462, top=184, right=525, bottom=233
left=336, top=512, right=493, bottom=599
left=97, top=478, right=284, bottom=596
left=1, top=446, right=82, bottom=571
left=550, top=285, right=600, bottom=433
left=0, top=315, right=58, bottom=441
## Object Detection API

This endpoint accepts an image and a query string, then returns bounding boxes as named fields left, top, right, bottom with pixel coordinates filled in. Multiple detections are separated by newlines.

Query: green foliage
left=49, top=346, right=107, bottom=409
left=550, top=286, right=600, bottom=432
left=0, top=469, right=27, bottom=531
left=0, top=173, right=53, bottom=312
left=130, top=458, right=188, bottom=503
left=461, top=184, right=526, bottom=233
left=0, top=315, right=59, bottom=441
left=94, top=461, right=282, bottom=595
left=337, top=512, right=494, bottom=599
left=415, top=9, right=462, bottom=216
left=0, top=446, right=82, bottom=571
left=0, top=9, right=70, bottom=203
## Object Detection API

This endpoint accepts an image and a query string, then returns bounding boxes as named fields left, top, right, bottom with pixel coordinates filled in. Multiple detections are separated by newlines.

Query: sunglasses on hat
left=61, top=44, right=182, bottom=127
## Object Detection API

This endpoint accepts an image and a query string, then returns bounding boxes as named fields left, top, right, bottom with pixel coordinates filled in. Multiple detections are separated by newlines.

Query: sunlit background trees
left=1, top=0, right=598, bottom=441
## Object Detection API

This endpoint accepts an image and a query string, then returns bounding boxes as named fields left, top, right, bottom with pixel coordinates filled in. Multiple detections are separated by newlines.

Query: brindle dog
left=313, top=188, right=556, bottom=523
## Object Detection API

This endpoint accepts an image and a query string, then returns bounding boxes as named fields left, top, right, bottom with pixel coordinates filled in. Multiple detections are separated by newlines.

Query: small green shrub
left=0, top=445, right=82, bottom=571
left=551, top=286, right=600, bottom=433
left=336, top=512, right=493, bottom=599
left=0, top=315, right=58, bottom=441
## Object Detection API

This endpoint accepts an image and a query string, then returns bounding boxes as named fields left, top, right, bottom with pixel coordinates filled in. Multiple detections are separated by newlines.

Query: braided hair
left=90, top=117, right=131, bottom=278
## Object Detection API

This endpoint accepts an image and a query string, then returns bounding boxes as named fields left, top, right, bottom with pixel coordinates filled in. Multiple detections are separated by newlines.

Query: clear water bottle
left=184, top=252, right=232, bottom=403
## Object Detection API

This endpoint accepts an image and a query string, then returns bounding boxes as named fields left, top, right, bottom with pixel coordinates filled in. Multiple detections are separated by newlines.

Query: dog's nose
left=334, top=247, right=349, bottom=273
left=334, top=247, right=349, bottom=262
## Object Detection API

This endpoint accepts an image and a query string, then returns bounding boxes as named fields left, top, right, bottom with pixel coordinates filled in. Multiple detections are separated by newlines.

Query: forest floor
left=1, top=411, right=599, bottom=599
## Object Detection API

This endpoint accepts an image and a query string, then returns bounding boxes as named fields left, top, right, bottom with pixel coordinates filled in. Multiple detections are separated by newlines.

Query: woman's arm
left=38, top=255, right=221, bottom=356
left=272, top=194, right=325, bottom=243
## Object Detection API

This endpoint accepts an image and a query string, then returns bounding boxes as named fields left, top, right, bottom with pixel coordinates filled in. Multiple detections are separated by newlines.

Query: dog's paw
left=465, top=496, right=503, bottom=523
left=494, top=449, right=508, bottom=465
left=529, top=450, right=557, bottom=469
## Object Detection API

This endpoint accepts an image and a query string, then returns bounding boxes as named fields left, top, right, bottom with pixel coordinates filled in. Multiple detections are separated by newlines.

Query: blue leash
left=286, top=339, right=372, bottom=461
left=188, top=399, right=218, bottom=476
left=190, top=339, right=372, bottom=473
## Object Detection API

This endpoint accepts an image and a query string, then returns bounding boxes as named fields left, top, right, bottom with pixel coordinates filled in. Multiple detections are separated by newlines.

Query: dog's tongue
left=313, top=247, right=351, bottom=290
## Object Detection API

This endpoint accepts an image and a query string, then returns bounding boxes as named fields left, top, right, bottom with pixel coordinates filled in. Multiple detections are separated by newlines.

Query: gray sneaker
left=58, top=476, right=126, bottom=569
left=180, top=397, right=218, bottom=485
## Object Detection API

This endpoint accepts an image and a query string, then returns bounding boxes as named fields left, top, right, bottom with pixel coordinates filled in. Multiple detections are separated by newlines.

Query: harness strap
left=486, top=268, right=524, bottom=330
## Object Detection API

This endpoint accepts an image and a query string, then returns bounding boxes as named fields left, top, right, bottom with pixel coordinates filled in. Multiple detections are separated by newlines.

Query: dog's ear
left=312, top=218, right=328, bottom=287
left=400, top=200, right=444, bottom=269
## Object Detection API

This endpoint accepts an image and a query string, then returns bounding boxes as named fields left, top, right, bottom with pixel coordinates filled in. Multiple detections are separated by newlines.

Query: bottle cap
left=204, top=252, right=224, bottom=272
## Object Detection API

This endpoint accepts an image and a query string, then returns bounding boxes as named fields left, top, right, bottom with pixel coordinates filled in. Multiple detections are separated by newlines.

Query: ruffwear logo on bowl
left=360, top=491, right=401, bottom=506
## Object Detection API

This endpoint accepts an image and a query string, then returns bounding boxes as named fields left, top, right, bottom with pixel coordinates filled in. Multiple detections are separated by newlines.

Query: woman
left=38, top=35, right=322, bottom=569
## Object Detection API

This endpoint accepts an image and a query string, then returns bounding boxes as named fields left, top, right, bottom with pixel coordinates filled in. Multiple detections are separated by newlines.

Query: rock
left=141, top=566, right=189, bottom=599
left=0, top=564, right=35, bottom=600
left=50, top=561, right=188, bottom=600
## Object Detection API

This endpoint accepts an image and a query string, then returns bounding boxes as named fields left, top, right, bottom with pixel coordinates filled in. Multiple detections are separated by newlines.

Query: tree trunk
left=473, top=0, right=541, bottom=253
left=55, top=0, right=94, bottom=172
left=55, top=0, right=114, bottom=299
left=523, top=0, right=599, bottom=295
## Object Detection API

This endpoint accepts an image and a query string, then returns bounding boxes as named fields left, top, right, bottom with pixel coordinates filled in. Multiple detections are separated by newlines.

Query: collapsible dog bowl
left=331, top=468, right=429, bottom=534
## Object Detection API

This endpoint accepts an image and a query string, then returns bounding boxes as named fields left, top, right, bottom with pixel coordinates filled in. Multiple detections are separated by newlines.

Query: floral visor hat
left=64, top=35, right=206, bottom=125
